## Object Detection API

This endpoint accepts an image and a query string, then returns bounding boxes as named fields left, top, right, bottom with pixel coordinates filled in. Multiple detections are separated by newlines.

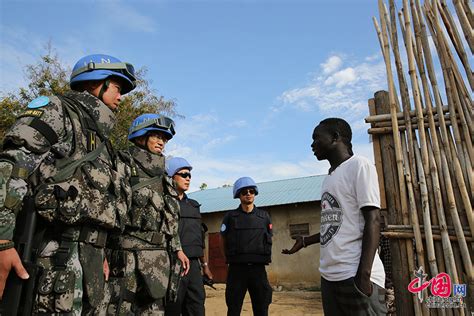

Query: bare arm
left=281, top=233, right=320, bottom=255
left=354, top=206, right=381, bottom=296
left=199, top=256, right=213, bottom=279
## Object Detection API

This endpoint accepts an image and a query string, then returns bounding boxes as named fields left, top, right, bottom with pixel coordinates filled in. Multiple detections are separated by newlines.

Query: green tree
left=199, top=183, right=208, bottom=190
left=0, top=44, right=180, bottom=149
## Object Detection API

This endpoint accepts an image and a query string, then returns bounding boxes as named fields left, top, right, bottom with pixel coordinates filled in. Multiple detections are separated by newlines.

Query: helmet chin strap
left=98, top=79, right=110, bottom=101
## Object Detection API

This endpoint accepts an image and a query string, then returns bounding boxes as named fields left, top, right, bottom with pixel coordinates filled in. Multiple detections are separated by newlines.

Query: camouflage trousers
left=103, top=247, right=171, bottom=316
left=34, top=239, right=107, bottom=315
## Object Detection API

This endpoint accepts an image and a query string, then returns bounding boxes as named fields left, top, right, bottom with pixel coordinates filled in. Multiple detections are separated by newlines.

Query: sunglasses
left=240, top=188, right=256, bottom=195
left=176, top=172, right=192, bottom=179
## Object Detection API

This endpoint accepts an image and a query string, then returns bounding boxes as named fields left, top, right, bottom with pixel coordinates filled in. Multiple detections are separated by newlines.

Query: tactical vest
left=121, top=146, right=169, bottom=247
left=34, top=94, right=131, bottom=230
left=178, top=197, right=203, bottom=258
left=225, top=207, right=272, bottom=264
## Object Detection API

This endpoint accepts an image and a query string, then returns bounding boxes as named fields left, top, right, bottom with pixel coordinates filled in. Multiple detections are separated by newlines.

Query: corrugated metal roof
left=188, top=175, right=325, bottom=213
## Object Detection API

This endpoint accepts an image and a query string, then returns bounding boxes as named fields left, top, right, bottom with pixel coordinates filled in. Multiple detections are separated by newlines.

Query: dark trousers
left=225, top=264, right=272, bottom=316
left=165, top=258, right=205, bottom=316
left=321, top=277, right=387, bottom=316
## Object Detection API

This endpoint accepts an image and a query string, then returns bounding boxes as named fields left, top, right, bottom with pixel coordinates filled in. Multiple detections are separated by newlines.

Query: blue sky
left=1, top=0, right=392, bottom=191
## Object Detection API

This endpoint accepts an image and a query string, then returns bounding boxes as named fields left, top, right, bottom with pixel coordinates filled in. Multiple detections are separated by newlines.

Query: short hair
left=318, top=118, right=353, bottom=154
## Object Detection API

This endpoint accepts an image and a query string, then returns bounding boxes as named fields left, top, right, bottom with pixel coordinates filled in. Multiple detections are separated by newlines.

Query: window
left=289, top=223, right=310, bottom=239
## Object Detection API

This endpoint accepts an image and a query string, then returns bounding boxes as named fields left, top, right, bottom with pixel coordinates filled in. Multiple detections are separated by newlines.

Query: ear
left=135, top=136, right=147, bottom=147
left=332, top=131, right=340, bottom=142
left=84, top=81, right=104, bottom=96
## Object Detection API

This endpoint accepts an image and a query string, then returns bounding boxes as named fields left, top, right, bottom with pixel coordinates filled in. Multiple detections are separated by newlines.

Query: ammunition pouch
left=0, top=160, right=14, bottom=208
left=36, top=268, right=76, bottom=313
left=129, top=186, right=165, bottom=232
left=136, top=249, right=170, bottom=300
left=35, top=159, right=125, bottom=229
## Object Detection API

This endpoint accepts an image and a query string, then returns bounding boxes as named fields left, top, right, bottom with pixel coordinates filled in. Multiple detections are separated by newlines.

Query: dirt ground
left=204, top=284, right=323, bottom=316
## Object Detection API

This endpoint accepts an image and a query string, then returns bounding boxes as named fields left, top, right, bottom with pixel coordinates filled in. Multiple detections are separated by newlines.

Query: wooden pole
left=453, top=0, right=474, bottom=53
left=382, top=232, right=474, bottom=242
left=365, top=105, right=449, bottom=123
left=375, top=2, right=423, bottom=311
left=437, top=0, right=474, bottom=90
left=374, top=91, right=415, bottom=316
left=431, top=0, right=474, bottom=204
left=372, top=1, right=473, bottom=314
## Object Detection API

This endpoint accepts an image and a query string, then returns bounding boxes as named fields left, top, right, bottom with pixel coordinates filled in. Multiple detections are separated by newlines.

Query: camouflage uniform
left=0, top=90, right=131, bottom=315
left=105, top=145, right=181, bottom=315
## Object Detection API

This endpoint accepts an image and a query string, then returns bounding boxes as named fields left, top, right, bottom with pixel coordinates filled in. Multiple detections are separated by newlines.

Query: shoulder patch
left=220, top=223, right=227, bottom=232
left=17, top=109, right=44, bottom=119
left=27, top=96, right=50, bottom=109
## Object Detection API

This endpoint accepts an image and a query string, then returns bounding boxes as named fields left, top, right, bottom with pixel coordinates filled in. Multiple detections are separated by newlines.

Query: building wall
left=202, top=201, right=321, bottom=290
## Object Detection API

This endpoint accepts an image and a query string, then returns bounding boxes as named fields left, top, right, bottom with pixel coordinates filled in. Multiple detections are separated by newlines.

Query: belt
left=126, top=230, right=167, bottom=246
left=58, top=225, right=108, bottom=248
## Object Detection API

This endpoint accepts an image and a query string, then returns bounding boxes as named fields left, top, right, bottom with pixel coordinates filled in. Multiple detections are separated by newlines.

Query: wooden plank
left=374, top=90, right=415, bottom=316
left=369, top=97, right=387, bottom=210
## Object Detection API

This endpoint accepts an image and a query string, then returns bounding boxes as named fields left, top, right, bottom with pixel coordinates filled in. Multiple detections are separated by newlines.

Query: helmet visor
left=130, top=116, right=176, bottom=137
left=71, top=61, right=137, bottom=83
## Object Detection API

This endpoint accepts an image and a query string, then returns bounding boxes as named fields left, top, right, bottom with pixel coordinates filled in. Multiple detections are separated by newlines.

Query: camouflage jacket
left=0, top=91, right=131, bottom=240
left=120, top=145, right=181, bottom=252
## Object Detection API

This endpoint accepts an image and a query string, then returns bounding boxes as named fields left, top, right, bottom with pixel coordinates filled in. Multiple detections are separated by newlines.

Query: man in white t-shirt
left=282, top=118, right=387, bottom=315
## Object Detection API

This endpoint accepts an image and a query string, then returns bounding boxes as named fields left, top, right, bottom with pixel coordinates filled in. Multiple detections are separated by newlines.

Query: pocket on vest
left=36, top=269, right=76, bottom=313
left=136, top=249, right=169, bottom=299
left=82, top=162, right=112, bottom=193
left=35, top=178, right=82, bottom=224
left=131, top=187, right=161, bottom=231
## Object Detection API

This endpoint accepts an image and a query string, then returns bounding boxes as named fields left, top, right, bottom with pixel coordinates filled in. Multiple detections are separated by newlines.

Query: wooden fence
left=368, top=1, right=472, bottom=315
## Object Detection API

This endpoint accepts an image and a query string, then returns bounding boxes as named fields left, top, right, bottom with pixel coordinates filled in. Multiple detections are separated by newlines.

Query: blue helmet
left=70, top=54, right=137, bottom=94
left=166, top=157, right=193, bottom=176
left=233, top=176, right=259, bottom=199
left=128, top=113, right=176, bottom=141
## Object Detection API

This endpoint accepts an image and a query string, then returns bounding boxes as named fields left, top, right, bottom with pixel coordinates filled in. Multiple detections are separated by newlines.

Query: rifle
left=0, top=195, right=42, bottom=316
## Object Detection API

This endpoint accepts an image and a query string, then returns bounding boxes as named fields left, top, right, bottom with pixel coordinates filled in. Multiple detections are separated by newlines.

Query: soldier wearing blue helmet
left=0, top=54, right=136, bottom=314
left=220, top=177, right=273, bottom=316
left=165, top=157, right=214, bottom=316
left=104, top=114, right=189, bottom=315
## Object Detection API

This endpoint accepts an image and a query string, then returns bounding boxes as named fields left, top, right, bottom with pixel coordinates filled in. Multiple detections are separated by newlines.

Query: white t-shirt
left=319, top=155, right=385, bottom=288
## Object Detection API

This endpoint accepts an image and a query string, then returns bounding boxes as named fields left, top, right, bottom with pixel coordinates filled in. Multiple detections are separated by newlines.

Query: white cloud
left=365, top=53, right=380, bottom=62
left=202, top=135, right=236, bottom=151
left=324, top=67, right=357, bottom=87
left=278, top=54, right=387, bottom=115
left=321, top=55, right=342, bottom=74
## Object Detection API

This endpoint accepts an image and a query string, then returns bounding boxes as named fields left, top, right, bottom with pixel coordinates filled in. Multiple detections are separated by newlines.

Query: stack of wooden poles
left=366, top=0, right=473, bottom=315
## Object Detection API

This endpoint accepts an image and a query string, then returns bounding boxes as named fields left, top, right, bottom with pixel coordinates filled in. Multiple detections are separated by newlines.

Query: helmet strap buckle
left=98, top=79, right=110, bottom=101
